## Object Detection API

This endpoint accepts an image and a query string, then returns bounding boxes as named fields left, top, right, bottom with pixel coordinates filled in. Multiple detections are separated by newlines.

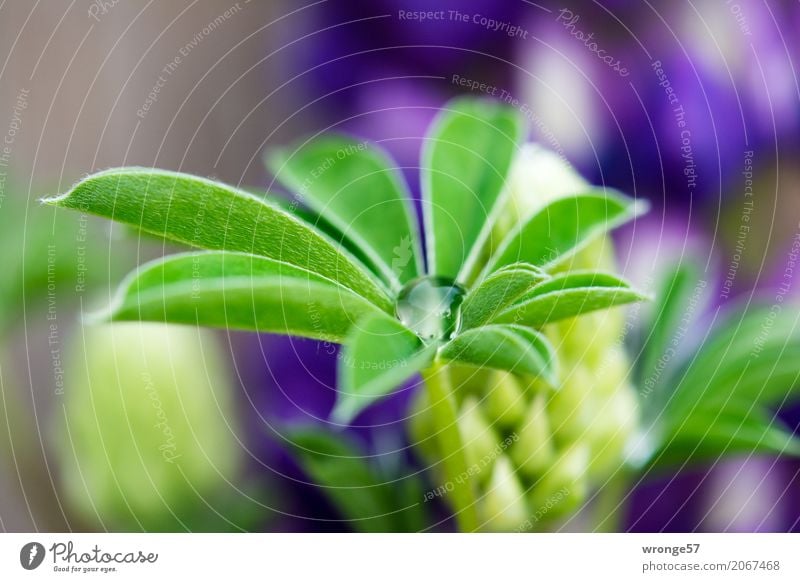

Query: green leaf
left=645, top=304, right=800, bottom=467
left=440, top=324, right=556, bottom=384
left=460, top=263, right=549, bottom=330
left=486, top=190, right=647, bottom=274
left=494, top=271, right=648, bottom=327
left=101, top=251, right=385, bottom=342
left=421, top=97, right=524, bottom=281
left=670, top=307, right=800, bottom=415
left=654, top=398, right=800, bottom=466
left=637, top=261, right=706, bottom=425
left=43, top=168, right=392, bottom=312
left=285, top=427, right=408, bottom=532
left=333, top=315, right=437, bottom=424
left=267, top=135, right=422, bottom=289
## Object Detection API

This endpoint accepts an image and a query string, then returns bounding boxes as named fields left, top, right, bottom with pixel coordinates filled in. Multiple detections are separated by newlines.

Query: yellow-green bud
left=483, top=370, right=528, bottom=429
left=509, top=394, right=555, bottom=478
left=585, top=385, right=639, bottom=478
left=458, top=397, right=501, bottom=480
left=547, top=364, right=593, bottom=444
left=479, top=456, right=528, bottom=532
left=58, top=323, right=240, bottom=531
left=527, top=444, right=590, bottom=519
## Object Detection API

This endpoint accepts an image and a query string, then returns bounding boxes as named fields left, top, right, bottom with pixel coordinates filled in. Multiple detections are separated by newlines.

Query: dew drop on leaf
left=395, top=276, right=466, bottom=342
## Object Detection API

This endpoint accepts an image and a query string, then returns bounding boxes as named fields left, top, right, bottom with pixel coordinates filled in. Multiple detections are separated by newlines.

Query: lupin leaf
left=43, top=168, right=392, bottom=312
left=333, top=315, right=436, bottom=424
left=647, top=305, right=800, bottom=466
left=101, top=251, right=385, bottom=342
left=267, top=135, right=422, bottom=289
left=654, top=398, right=800, bottom=466
left=494, top=271, right=647, bottom=327
left=421, top=98, right=524, bottom=281
left=441, top=324, right=557, bottom=384
left=637, top=261, right=706, bottom=427
left=486, top=191, right=647, bottom=275
left=286, top=427, right=420, bottom=532
left=460, top=263, right=549, bottom=330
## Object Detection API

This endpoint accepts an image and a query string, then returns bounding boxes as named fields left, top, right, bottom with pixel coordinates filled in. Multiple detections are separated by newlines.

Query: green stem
left=592, top=470, right=630, bottom=532
left=420, top=359, right=479, bottom=532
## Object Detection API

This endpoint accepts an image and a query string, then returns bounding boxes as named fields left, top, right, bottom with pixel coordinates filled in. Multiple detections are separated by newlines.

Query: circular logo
left=19, top=542, right=45, bottom=570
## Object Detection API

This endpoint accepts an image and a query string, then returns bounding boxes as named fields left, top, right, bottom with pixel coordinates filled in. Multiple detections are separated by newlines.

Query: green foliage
left=102, top=251, right=384, bottom=342
left=46, top=95, right=800, bottom=530
left=493, top=271, right=647, bottom=326
left=421, top=97, right=525, bottom=281
left=0, top=189, right=121, bottom=331
left=486, top=191, right=647, bottom=274
left=440, top=324, right=556, bottom=383
left=635, top=263, right=800, bottom=467
left=268, top=135, right=423, bottom=288
left=43, top=168, right=392, bottom=312
left=43, top=100, right=650, bottom=427
left=460, top=263, right=548, bottom=330
left=333, top=314, right=435, bottom=424
left=286, top=427, right=427, bottom=532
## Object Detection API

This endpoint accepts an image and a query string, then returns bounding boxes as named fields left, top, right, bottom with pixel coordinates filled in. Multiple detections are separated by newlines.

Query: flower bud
left=496, top=144, right=590, bottom=236
left=482, top=370, right=527, bottom=429
left=458, top=397, right=501, bottom=480
left=527, top=444, right=590, bottom=520
left=58, top=322, right=240, bottom=531
left=585, top=385, right=639, bottom=479
left=547, top=363, right=593, bottom=444
left=509, top=394, right=555, bottom=478
left=479, top=456, right=528, bottom=532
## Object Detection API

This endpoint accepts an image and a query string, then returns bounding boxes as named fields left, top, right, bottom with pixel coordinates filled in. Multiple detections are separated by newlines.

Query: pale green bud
left=585, top=385, right=639, bottom=478
left=547, top=364, right=593, bottom=444
left=458, top=397, right=501, bottom=480
left=483, top=370, right=527, bottom=429
left=59, top=323, right=240, bottom=531
left=479, top=456, right=528, bottom=532
left=509, top=394, right=555, bottom=478
left=527, top=444, right=589, bottom=519
left=499, top=144, right=590, bottom=230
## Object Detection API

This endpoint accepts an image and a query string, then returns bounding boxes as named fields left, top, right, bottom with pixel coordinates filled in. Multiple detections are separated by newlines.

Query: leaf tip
left=39, top=192, right=68, bottom=207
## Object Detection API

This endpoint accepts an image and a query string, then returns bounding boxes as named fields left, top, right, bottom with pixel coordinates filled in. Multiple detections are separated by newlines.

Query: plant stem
left=420, top=359, right=479, bottom=532
left=592, top=470, right=630, bottom=532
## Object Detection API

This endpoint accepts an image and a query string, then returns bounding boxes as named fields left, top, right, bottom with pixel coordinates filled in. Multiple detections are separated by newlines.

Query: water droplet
left=396, top=276, right=466, bottom=342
